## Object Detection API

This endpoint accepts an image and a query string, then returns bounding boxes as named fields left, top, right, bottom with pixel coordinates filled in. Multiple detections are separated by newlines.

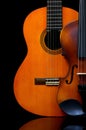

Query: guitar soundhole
left=40, top=30, right=62, bottom=55
left=45, top=30, right=61, bottom=50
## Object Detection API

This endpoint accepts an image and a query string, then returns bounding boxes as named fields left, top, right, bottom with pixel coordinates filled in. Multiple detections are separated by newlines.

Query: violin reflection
left=19, top=117, right=86, bottom=130
left=63, top=125, right=85, bottom=130
left=62, top=116, right=86, bottom=130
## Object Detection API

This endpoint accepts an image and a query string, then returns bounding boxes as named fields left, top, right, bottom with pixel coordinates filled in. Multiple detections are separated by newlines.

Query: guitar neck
left=47, top=0, right=62, bottom=31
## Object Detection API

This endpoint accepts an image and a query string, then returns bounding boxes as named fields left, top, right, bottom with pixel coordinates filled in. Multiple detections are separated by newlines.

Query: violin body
left=14, top=7, right=78, bottom=116
left=57, top=21, right=82, bottom=106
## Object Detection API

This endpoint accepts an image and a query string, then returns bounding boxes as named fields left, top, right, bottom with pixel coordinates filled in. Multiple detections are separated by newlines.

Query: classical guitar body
left=14, top=6, right=78, bottom=116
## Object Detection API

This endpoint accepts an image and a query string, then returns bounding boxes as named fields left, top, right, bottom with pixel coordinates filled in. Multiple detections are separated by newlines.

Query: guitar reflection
left=19, top=117, right=65, bottom=130
left=19, top=117, right=86, bottom=130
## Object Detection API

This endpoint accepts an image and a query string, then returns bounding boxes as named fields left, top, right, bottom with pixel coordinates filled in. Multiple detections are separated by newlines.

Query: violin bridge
left=35, top=78, right=60, bottom=86
left=77, top=73, right=86, bottom=75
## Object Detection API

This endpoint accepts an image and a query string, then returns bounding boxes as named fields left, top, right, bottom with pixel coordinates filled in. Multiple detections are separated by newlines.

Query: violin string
left=78, top=0, right=81, bottom=74
left=79, top=0, right=84, bottom=81
left=79, top=0, right=82, bottom=81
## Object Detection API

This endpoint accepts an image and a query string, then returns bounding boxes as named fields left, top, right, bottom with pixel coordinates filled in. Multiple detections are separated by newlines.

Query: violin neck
left=78, top=0, right=86, bottom=59
left=78, top=0, right=86, bottom=73
left=77, top=0, right=86, bottom=92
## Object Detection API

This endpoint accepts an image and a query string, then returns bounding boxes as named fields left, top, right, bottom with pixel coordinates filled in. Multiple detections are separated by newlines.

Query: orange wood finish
left=19, top=117, right=65, bottom=130
left=14, top=7, right=78, bottom=116
left=57, top=21, right=82, bottom=105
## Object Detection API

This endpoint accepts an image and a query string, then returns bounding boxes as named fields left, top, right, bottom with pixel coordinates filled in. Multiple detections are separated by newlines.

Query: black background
left=1, top=0, right=86, bottom=129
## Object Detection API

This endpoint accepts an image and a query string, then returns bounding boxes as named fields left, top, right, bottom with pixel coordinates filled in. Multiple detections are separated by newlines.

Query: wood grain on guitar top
left=13, top=7, right=78, bottom=116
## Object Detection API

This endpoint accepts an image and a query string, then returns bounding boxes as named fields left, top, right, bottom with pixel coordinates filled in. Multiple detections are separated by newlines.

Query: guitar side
left=13, top=7, right=78, bottom=116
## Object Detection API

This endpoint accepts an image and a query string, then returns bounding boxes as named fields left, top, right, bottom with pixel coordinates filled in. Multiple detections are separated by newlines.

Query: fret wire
left=47, top=9, right=62, bottom=11
left=47, top=4, right=62, bottom=5
left=47, top=19, right=62, bottom=20
left=47, top=0, right=62, bottom=2
left=47, top=11, right=62, bottom=13
left=47, top=14, right=62, bottom=16
left=47, top=3, right=62, bottom=5
left=47, top=19, right=62, bottom=21
left=47, top=16, right=62, bottom=18
left=47, top=2, right=62, bottom=4
left=47, top=28, right=62, bottom=30
left=47, top=14, right=62, bottom=15
left=47, top=2, right=62, bottom=3
left=47, top=23, right=62, bottom=25
left=47, top=12, right=62, bottom=13
left=47, top=0, right=62, bottom=5
left=47, top=13, right=62, bottom=16
left=47, top=22, right=62, bottom=24
left=47, top=26, right=62, bottom=27
left=47, top=5, right=62, bottom=7
left=47, top=22, right=62, bottom=25
left=47, top=3, right=62, bottom=4
left=47, top=21, right=62, bottom=22
left=47, top=10, right=62, bottom=12
left=47, top=24, right=62, bottom=26
left=47, top=7, right=62, bottom=9
left=47, top=27, right=62, bottom=29
left=47, top=2, right=62, bottom=5
left=47, top=15, right=62, bottom=17
left=47, top=18, right=62, bottom=20
left=46, top=27, right=62, bottom=31
left=47, top=10, right=62, bottom=14
left=47, top=0, right=62, bottom=30
left=47, top=21, right=62, bottom=23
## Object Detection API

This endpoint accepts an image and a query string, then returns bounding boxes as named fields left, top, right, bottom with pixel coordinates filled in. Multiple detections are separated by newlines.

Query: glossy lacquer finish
left=14, top=7, right=78, bottom=116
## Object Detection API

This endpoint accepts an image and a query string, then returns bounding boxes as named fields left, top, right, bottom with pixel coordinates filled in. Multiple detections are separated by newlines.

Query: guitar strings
left=47, top=0, right=62, bottom=77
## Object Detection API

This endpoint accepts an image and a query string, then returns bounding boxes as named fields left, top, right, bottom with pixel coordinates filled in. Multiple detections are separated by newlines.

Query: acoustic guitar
left=14, top=0, right=78, bottom=116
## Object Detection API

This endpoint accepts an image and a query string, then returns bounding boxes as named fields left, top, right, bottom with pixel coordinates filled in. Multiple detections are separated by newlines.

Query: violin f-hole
left=66, top=64, right=78, bottom=84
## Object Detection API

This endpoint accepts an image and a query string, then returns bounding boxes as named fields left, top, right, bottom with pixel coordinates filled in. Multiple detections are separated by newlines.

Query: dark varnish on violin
left=77, top=0, right=86, bottom=112
left=57, top=0, right=86, bottom=115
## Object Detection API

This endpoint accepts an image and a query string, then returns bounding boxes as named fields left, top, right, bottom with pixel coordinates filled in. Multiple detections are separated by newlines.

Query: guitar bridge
left=35, top=78, right=60, bottom=86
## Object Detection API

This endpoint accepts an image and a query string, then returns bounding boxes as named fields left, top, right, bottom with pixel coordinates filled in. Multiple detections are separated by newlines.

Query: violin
left=57, top=0, right=86, bottom=116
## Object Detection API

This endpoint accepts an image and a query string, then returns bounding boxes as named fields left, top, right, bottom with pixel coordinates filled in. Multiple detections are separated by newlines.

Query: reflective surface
left=19, top=117, right=86, bottom=130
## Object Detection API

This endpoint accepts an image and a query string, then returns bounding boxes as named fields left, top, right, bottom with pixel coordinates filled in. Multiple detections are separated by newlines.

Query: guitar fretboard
left=47, top=0, right=62, bottom=31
